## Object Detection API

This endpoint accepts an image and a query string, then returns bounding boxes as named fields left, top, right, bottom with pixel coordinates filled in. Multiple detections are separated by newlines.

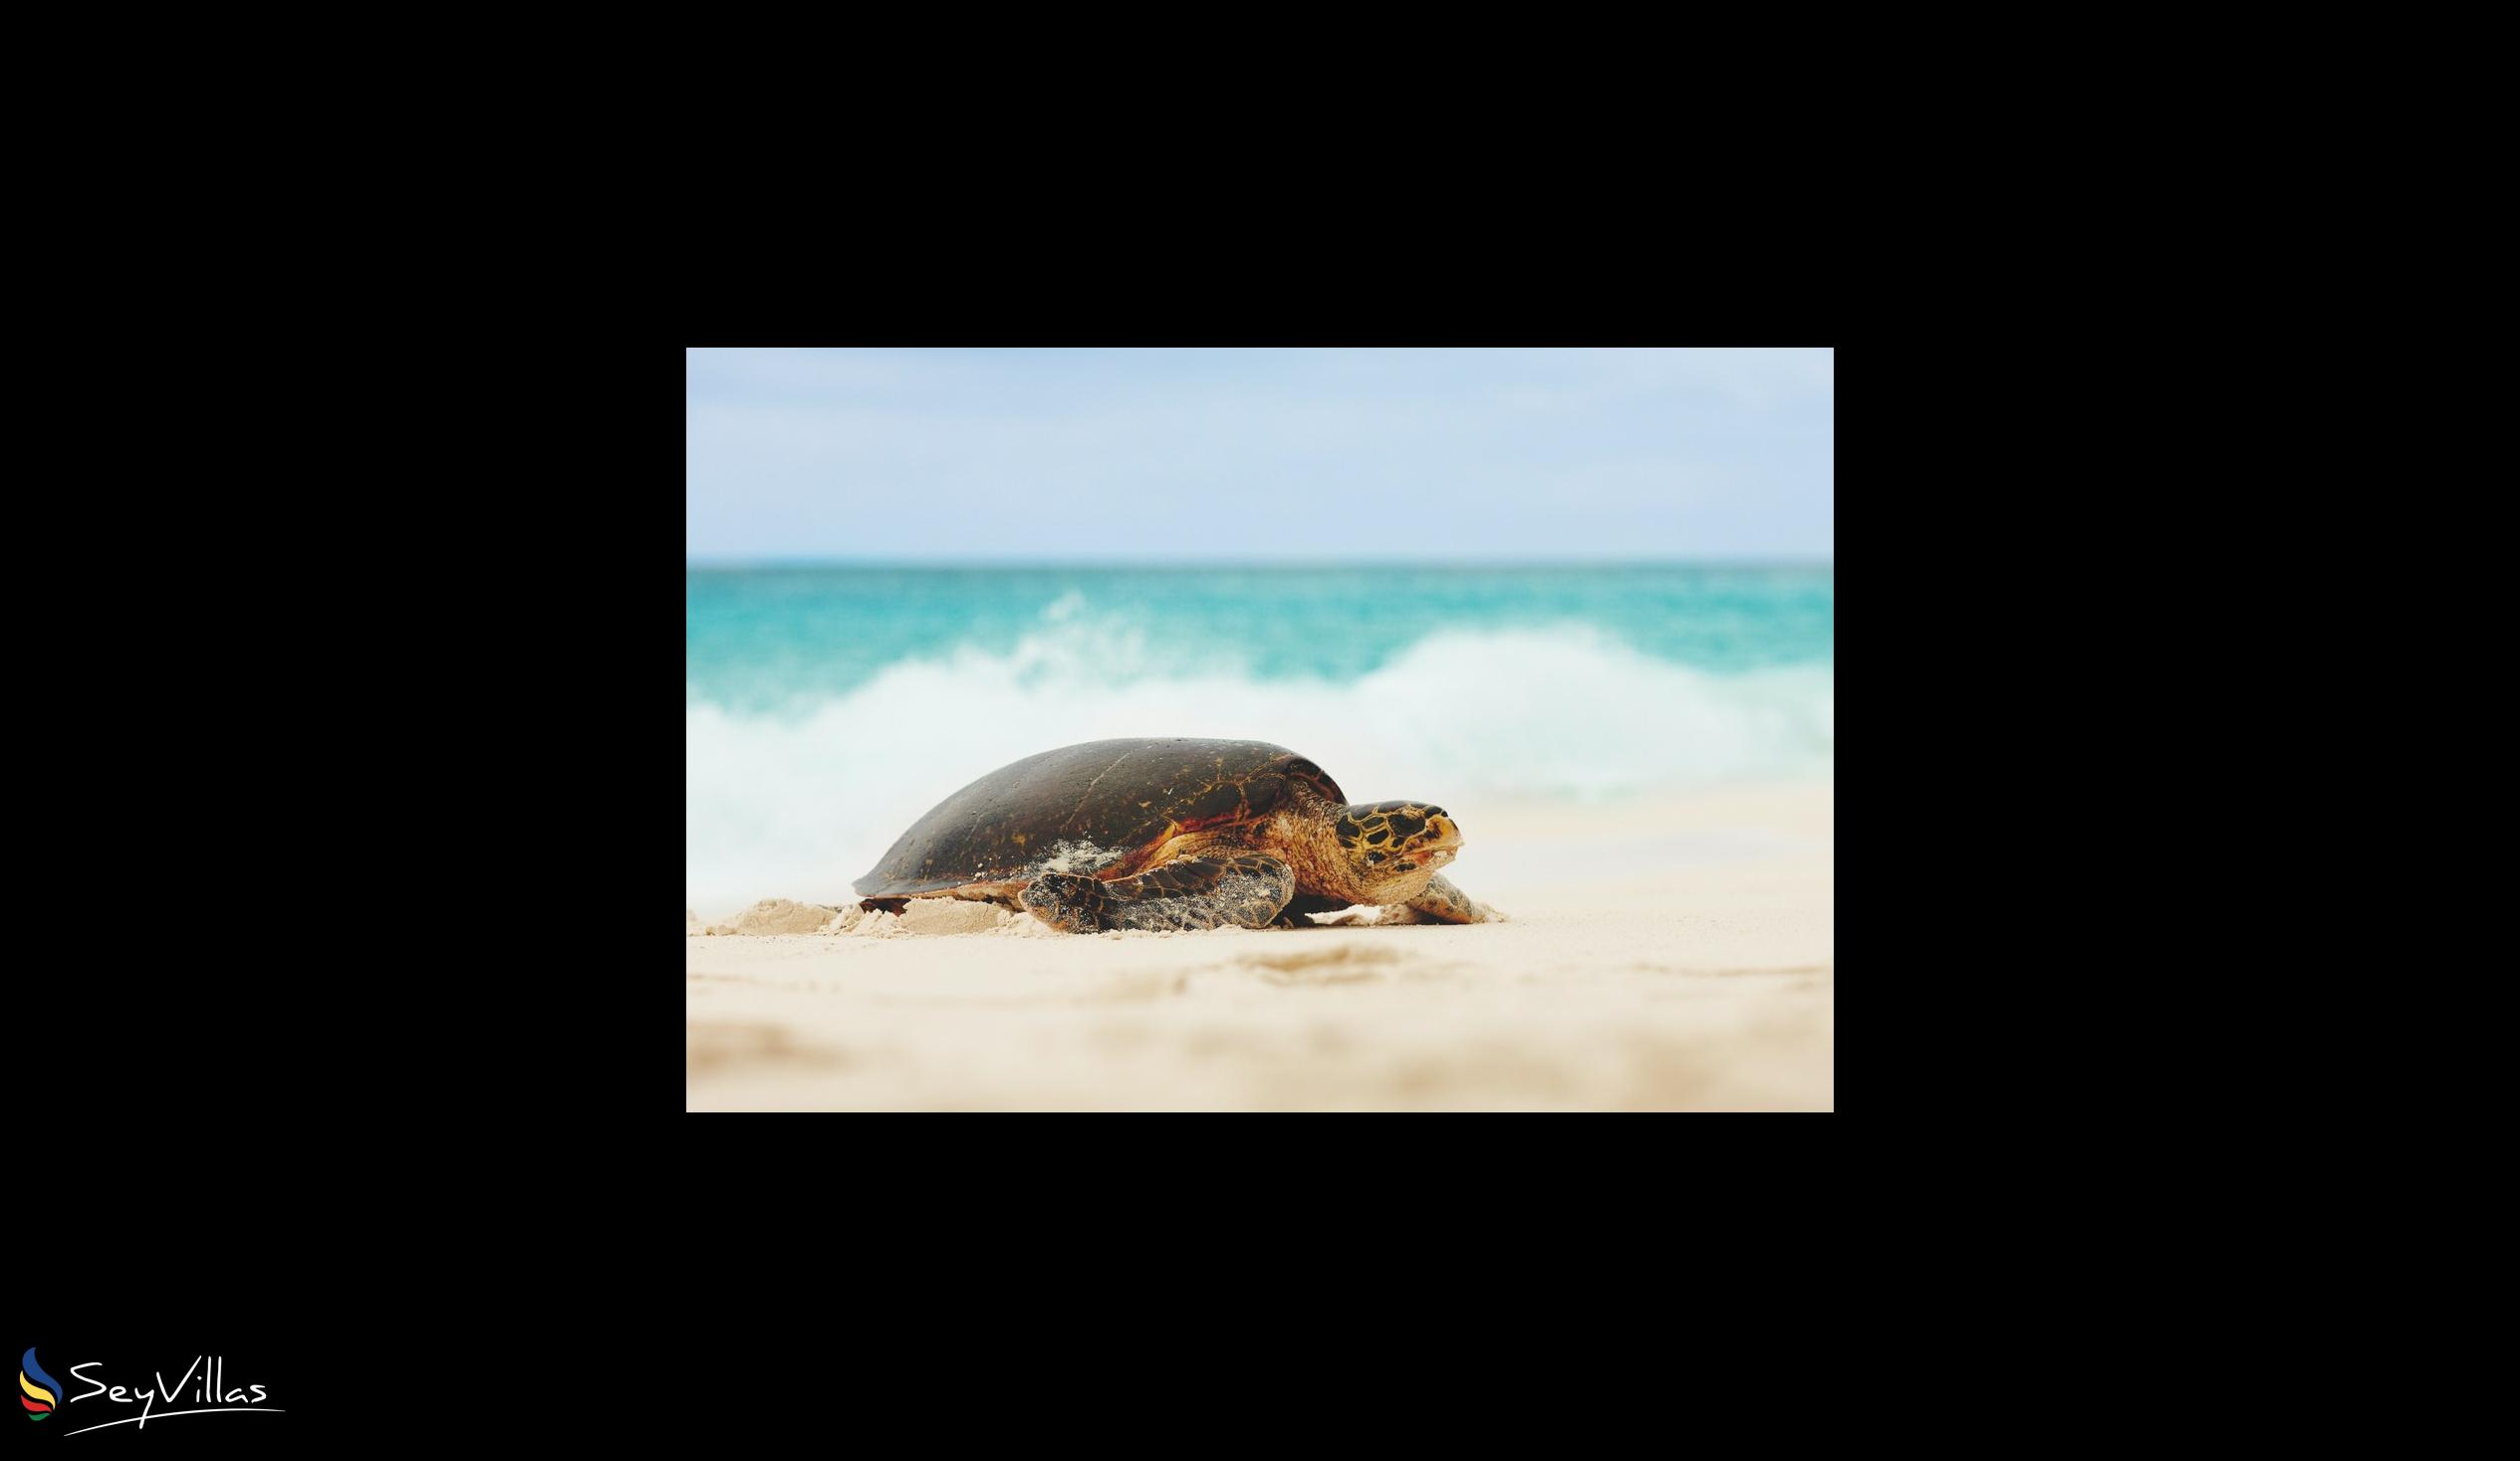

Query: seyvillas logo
left=16, top=1348, right=283, bottom=1435
left=21, top=1348, right=61, bottom=1420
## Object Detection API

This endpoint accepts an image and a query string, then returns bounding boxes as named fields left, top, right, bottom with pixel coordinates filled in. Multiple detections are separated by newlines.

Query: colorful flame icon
left=20, top=1347, right=61, bottom=1421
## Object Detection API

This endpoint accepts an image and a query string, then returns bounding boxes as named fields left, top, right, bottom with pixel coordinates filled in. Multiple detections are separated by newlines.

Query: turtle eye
left=1365, top=852, right=1386, bottom=864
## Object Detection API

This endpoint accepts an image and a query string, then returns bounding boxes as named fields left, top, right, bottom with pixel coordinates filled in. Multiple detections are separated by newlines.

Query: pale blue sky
left=686, top=348, right=1832, bottom=561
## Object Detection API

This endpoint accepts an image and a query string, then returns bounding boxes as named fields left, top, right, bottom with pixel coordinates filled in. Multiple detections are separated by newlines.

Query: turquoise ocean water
left=686, top=565, right=1833, bottom=910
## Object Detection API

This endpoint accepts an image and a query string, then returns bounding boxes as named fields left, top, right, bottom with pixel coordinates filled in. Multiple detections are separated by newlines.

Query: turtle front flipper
left=1020, top=853, right=1295, bottom=933
left=1390, top=872, right=1506, bottom=924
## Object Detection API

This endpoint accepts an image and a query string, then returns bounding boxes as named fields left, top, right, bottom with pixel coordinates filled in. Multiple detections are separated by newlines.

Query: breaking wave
left=686, top=617, right=1832, bottom=913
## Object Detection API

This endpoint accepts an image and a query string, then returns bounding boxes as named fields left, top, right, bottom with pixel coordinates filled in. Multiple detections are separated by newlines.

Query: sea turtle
left=853, top=737, right=1501, bottom=934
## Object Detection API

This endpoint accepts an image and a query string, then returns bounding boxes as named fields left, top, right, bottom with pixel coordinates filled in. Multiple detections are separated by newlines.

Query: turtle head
left=1334, top=801, right=1462, bottom=901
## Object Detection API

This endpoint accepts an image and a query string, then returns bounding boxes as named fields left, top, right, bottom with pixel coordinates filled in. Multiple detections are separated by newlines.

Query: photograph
left=686, top=347, right=1833, bottom=1110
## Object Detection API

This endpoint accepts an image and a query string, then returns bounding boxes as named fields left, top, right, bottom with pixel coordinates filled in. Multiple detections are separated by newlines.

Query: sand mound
left=683, top=897, right=1056, bottom=935
left=692, top=897, right=1009, bottom=938
left=898, top=899, right=1007, bottom=935
left=817, top=903, right=902, bottom=937
left=715, top=898, right=846, bottom=935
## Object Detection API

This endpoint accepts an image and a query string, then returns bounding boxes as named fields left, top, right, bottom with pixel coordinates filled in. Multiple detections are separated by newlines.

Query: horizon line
left=686, top=556, right=1834, bottom=570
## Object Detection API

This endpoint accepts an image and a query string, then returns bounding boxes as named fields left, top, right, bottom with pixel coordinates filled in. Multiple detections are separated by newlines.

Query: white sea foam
left=684, top=621, right=1832, bottom=914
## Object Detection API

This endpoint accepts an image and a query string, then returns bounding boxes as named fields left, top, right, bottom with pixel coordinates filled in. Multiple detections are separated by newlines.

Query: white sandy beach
left=686, top=781, right=1831, bottom=1111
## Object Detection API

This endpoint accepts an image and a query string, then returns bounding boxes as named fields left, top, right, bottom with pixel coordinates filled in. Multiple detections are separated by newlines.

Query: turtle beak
left=1424, top=813, right=1462, bottom=867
